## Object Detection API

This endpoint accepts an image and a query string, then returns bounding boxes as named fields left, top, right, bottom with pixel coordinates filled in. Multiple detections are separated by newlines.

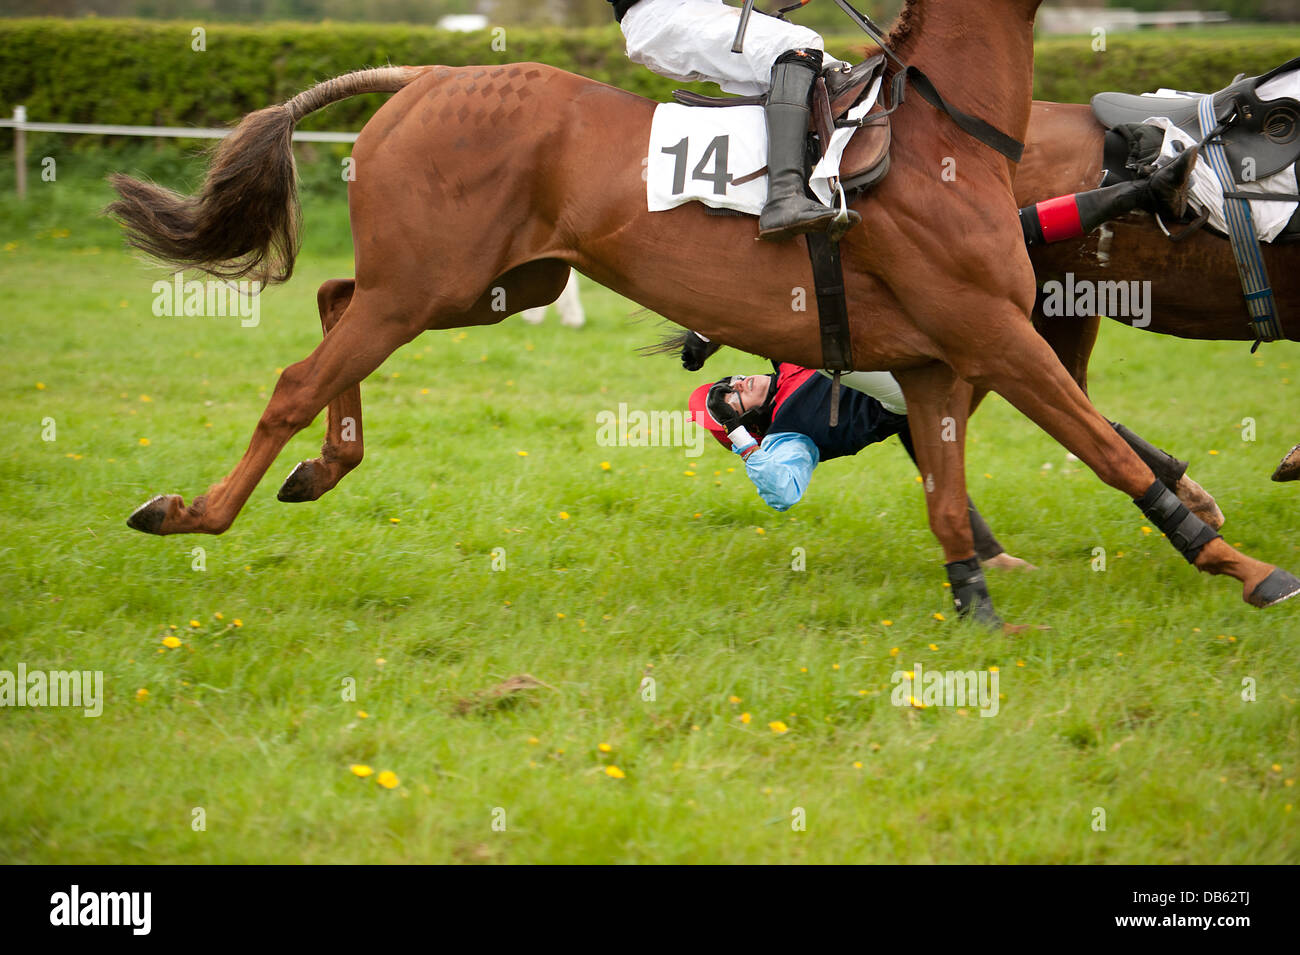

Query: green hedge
left=1, top=18, right=1298, bottom=138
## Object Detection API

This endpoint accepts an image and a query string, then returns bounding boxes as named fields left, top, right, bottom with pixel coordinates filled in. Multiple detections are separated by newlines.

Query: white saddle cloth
left=645, top=75, right=882, bottom=216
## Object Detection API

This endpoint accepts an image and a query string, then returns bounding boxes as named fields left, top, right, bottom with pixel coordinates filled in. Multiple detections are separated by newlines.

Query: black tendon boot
left=945, top=557, right=1004, bottom=628
left=758, top=49, right=861, bottom=240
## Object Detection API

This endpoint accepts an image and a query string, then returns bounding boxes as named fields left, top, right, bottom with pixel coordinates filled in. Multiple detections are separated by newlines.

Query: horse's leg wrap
left=945, top=557, right=1004, bottom=627
left=1134, top=479, right=1220, bottom=563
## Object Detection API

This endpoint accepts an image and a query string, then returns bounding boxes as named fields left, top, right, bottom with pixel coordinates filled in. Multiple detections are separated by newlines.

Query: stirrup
left=828, top=184, right=854, bottom=242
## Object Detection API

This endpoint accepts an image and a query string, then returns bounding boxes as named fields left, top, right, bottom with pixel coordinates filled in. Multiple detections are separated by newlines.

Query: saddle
left=1091, top=55, right=1300, bottom=181
left=671, top=54, right=892, bottom=195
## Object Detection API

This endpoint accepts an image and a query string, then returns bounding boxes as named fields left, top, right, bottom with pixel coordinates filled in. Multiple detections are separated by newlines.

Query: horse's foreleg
left=895, top=362, right=1004, bottom=627
left=278, top=279, right=365, bottom=503
left=976, top=317, right=1300, bottom=608
left=127, top=291, right=421, bottom=535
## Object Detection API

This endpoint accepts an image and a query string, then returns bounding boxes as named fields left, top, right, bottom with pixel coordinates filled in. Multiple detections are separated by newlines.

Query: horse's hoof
left=1175, top=474, right=1225, bottom=530
left=981, top=553, right=1038, bottom=572
left=1271, top=444, right=1300, bottom=482
left=1247, top=567, right=1300, bottom=608
left=127, top=494, right=180, bottom=535
left=277, top=461, right=318, bottom=503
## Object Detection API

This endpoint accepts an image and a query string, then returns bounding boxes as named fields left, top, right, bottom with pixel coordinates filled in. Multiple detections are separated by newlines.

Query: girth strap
left=805, top=231, right=853, bottom=426
left=1197, top=95, right=1285, bottom=350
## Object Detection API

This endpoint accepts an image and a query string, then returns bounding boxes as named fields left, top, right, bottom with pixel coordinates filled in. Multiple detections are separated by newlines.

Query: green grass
left=1, top=175, right=1298, bottom=864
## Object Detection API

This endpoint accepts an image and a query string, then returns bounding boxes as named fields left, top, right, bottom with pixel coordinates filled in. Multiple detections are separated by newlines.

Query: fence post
left=13, top=106, right=26, bottom=200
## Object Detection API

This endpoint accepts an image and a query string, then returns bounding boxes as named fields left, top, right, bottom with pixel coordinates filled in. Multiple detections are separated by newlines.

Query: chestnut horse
left=1016, top=100, right=1300, bottom=480
left=107, top=0, right=1299, bottom=622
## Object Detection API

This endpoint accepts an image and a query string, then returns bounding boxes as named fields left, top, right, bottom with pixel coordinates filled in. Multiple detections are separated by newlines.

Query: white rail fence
left=0, top=106, right=359, bottom=199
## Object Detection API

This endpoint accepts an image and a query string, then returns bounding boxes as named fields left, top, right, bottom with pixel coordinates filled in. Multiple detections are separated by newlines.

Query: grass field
left=1, top=169, right=1298, bottom=864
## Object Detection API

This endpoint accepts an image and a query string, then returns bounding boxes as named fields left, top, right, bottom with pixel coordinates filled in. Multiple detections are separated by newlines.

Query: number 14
left=661, top=135, right=734, bottom=196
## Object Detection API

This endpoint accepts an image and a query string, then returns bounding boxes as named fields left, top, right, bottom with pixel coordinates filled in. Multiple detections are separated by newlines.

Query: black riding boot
left=758, top=50, right=861, bottom=241
left=1021, top=145, right=1197, bottom=246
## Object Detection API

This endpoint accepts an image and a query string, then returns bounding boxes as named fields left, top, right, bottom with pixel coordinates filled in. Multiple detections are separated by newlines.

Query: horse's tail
left=106, top=65, right=432, bottom=286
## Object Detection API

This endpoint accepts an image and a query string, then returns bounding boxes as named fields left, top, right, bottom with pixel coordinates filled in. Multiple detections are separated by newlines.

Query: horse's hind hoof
left=1247, top=567, right=1300, bottom=608
left=277, top=460, right=318, bottom=503
left=127, top=494, right=180, bottom=535
left=1271, top=444, right=1300, bottom=482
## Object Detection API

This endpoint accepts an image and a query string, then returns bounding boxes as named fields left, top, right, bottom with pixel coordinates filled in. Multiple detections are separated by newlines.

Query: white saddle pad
left=645, top=76, right=882, bottom=216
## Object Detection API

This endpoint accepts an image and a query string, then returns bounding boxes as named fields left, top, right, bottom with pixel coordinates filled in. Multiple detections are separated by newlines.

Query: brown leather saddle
left=671, top=54, right=892, bottom=197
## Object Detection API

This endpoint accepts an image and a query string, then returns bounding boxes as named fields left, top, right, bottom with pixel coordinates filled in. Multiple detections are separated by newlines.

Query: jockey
left=688, top=362, right=1034, bottom=571
left=675, top=142, right=1222, bottom=534
left=609, top=0, right=861, bottom=240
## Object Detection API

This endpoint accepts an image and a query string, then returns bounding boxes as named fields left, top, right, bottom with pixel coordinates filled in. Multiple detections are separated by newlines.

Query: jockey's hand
left=706, top=382, right=742, bottom=433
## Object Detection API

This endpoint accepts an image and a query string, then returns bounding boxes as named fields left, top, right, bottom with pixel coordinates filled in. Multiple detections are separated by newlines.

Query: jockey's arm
left=732, top=430, right=820, bottom=511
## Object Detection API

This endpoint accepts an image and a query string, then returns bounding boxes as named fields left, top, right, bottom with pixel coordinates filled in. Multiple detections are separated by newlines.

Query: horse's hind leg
left=126, top=289, right=423, bottom=535
left=278, top=279, right=364, bottom=503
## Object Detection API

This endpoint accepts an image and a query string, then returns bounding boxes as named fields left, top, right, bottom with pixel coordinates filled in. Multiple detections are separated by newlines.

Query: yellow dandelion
left=1208, top=449, right=1219, bottom=455
left=138, top=438, right=150, bottom=446
left=853, top=761, right=863, bottom=769
left=881, top=619, right=893, bottom=626
left=755, top=527, right=765, bottom=535
left=728, top=695, right=741, bottom=704
left=376, top=770, right=400, bottom=789
left=556, top=612, right=566, bottom=619
left=517, top=450, right=529, bottom=457
left=375, top=657, right=386, bottom=665
left=988, top=666, right=999, bottom=673
left=161, top=635, right=181, bottom=649
left=889, top=647, right=900, bottom=657
left=389, top=517, right=400, bottom=524
left=600, top=461, right=611, bottom=471
left=605, top=765, right=626, bottom=779
left=559, top=511, right=570, bottom=520
left=233, top=619, right=243, bottom=627
left=139, top=394, right=152, bottom=403
left=357, top=711, right=369, bottom=719
left=1273, top=763, right=1283, bottom=772
left=768, top=721, right=789, bottom=734
left=740, top=712, right=752, bottom=724
left=528, top=737, right=539, bottom=745
left=36, top=382, right=46, bottom=390
left=189, top=619, right=200, bottom=628
left=684, top=470, right=696, bottom=477
left=1140, top=526, right=1152, bottom=535
left=832, top=663, right=840, bottom=670
left=350, top=764, right=374, bottom=777
left=909, top=695, right=925, bottom=709
left=420, top=388, right=430, bottom=395
left=928, top=643, right=938, bottom=651
left=933, top=612, right=945, bottom=621
left=214, top=612, right=224, bottom=620
left=1016, top=660, right=1026, bottom=668
left=135, top=688, right=149, bottom=701
left=598, top=742, right=613, bottom=753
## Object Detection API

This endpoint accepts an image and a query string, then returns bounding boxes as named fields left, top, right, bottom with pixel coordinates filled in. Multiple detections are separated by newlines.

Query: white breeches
left=818, top=369, right=907, bottom=415
left=620, top=0, right=835, bottom=97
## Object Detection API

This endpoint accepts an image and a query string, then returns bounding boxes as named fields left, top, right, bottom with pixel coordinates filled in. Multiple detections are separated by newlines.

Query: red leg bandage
left=1034, top=194, right=1085, bottom=243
